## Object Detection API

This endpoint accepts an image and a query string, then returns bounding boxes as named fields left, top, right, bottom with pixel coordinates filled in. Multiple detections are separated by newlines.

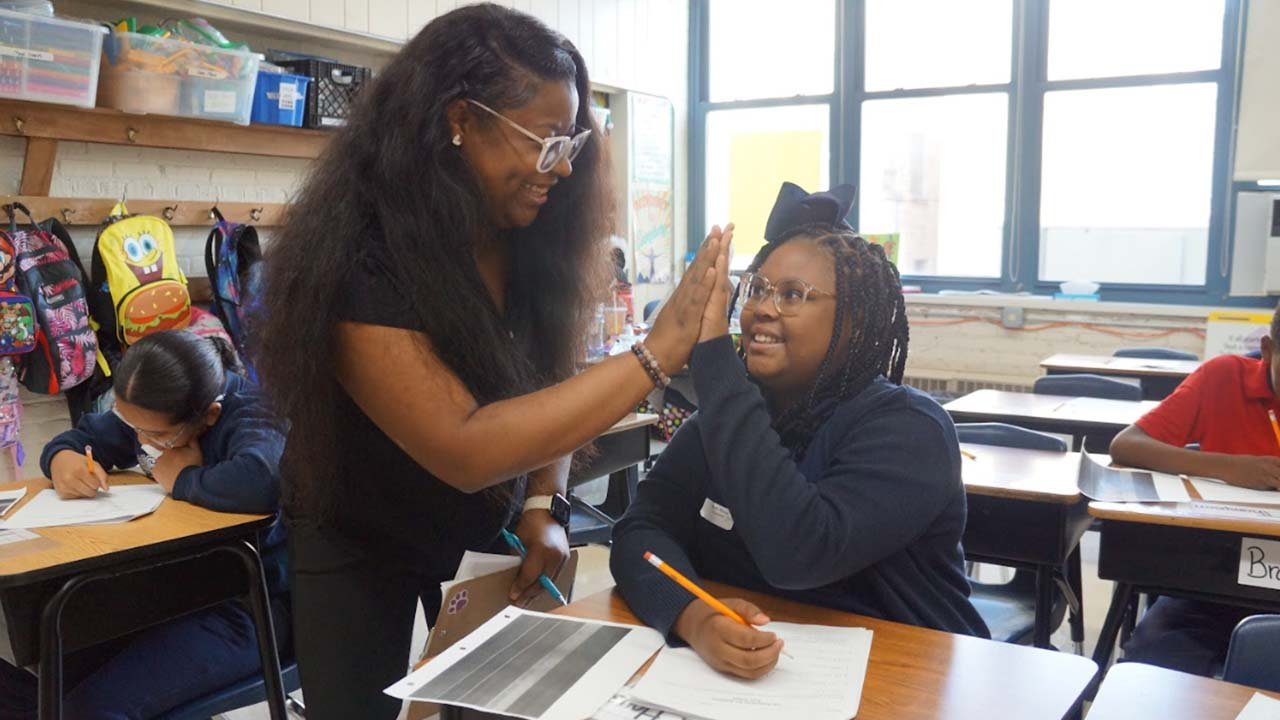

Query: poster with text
left=630, top=92, right=674, bottom=285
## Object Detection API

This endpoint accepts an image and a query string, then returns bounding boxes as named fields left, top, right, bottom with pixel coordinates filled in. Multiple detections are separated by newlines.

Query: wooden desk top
left=960, top=444, right=1082, bottom=503
left=556, top=583, right=1097, bottom=720
left=1088, top=662, right=1280, bottom=719
left=944, top=389, right=1156, bottom=429
left=603, top=413, right=659, bottom=436
left=0, top=475, right=271, bottom=587
left=1089, top=499, right=1280, bottom=537
left=1040, top=353, right=1201, bottom=379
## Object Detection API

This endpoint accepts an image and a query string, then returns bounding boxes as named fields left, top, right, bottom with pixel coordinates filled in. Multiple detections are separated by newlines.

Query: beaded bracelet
left=631, top=341, right=672, bottom=389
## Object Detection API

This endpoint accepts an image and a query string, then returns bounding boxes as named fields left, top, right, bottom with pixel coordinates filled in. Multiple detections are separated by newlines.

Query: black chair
left=643, top=300, right=661, bottom=322
left=156, top=659, right=302, bottom=719
left=1223, top=614, right=1280, bottom=693
left=957, top=423, right=1083, bottom=652
left=1113, top=347, right=1197, bottom=400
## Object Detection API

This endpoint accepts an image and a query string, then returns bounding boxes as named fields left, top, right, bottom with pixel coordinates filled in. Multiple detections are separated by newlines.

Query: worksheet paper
left=1190, top=502, right=1280, bottom=521
left=0, top=485, right=166, bottom=529
left=0, top=487, right=26, bottom=517
left=385, top=608, right=664, bottom=720
left=1077, top=451, right=1191, bottom=502
left=0, top=528, right=38, bottom=546
left=592, top=694, right=688, bottom=720
left=1236, top=692, right=1280, bottom=720
left=629, top=622, right=872, bottom=720
left=1189, top=477, right=1280, bottom=507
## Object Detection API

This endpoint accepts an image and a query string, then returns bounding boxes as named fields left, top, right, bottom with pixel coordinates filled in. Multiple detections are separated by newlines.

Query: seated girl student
left=0, top=330, right=288, bottom=719
left=612, top=183, right=988, bottom=678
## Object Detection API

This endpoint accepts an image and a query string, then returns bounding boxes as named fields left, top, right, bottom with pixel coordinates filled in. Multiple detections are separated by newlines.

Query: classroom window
left=690, top=0, right=1242, bottom=304
left=1038, top=84, right=1218, bottom=286
left=705, top=105, right=831, bottom=269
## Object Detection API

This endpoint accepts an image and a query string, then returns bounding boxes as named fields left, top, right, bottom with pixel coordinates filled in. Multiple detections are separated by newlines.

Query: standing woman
left=254, top=4, right=728, bottom=717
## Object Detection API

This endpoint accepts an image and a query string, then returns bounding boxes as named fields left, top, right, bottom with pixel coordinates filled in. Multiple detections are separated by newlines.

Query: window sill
left=903, top=293, right=1236, bottom=319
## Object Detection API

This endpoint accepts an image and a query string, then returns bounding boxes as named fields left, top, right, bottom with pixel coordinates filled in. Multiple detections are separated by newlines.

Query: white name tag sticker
left=699, top=498, right=734, bottom=531
left=1239, top=537, right=1280, bottom=590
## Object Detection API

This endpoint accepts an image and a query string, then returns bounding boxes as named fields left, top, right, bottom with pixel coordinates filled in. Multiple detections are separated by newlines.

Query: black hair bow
left=763, top=182, right=857, bottom=243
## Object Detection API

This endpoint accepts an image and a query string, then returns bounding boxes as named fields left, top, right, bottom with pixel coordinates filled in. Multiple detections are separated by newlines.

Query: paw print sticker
left=447, top=589, right=469, bottom=614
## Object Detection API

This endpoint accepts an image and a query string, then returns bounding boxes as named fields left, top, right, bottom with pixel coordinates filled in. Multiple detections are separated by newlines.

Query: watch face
left=551, top=494, right=571, bottom=525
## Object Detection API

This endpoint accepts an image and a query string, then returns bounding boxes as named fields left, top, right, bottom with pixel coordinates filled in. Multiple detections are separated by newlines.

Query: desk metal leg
left=224, top=541, right=287, bottom=720
left=1066, top=546, right=1085, bottom=654
left=1033, top=566, right=1054, bottom=649
left=1089, top=581, right=1135, bottom=696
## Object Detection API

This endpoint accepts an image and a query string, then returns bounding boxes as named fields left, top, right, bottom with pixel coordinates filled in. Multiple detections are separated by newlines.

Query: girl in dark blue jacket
left=612, top=183, right=987, bottom=680
left=1, top=330, right=287, bottom=719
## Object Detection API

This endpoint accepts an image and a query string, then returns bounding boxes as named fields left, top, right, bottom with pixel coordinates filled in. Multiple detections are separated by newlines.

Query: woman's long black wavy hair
left=734, top=226, right=910, bottom=456
left=255, top=4, right=612, bottom=519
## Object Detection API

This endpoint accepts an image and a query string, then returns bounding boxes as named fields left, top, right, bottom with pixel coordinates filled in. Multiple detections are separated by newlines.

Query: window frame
left=688, top=0, right=1262, bottom=307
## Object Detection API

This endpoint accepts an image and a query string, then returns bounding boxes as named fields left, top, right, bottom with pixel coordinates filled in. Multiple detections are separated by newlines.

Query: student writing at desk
left=0, top=331, right=288, bottom=719
left=253, top=6, right=731, bottom=717
left=1110, top=302, right=1280, bottom=676
left=611, top=183, right=988, bottom=679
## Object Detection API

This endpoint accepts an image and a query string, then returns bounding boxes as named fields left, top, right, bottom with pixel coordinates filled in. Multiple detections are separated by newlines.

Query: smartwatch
left=523, top=493, right=571, bottom=528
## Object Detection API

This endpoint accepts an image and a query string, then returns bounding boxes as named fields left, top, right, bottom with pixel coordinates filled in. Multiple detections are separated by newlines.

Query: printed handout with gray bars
left=385, top=608, right=665, bottom=720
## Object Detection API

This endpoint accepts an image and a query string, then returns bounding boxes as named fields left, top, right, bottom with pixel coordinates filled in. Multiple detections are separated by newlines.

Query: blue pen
left=499, top=529, right=569, bottom=606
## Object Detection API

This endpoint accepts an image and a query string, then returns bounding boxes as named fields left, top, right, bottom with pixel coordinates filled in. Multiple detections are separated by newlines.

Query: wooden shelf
left=0, top=100, right=331, bottom=160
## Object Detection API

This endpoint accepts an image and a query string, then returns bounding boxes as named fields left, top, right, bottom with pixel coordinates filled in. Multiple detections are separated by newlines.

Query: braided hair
left=733, top=224, right=910, bottom=456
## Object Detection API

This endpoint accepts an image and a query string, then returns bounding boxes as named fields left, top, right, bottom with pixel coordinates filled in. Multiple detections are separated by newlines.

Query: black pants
left=289, top=522, right=457, bottom=720
left=1123, top=597, right=1254, bottom=677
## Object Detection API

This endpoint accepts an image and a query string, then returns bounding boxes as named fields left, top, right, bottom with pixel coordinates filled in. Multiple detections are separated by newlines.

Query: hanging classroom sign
left=629, top=92, right=674, bottom=286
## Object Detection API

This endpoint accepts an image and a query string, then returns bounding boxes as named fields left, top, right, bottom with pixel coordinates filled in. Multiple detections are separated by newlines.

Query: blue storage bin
left=251, top=71, right=310, bottom=127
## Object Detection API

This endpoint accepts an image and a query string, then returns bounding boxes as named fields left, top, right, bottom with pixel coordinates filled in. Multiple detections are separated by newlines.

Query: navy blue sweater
left=611, top=336, right=987, bottom=641
left=39, top=372, right=288, bottom=595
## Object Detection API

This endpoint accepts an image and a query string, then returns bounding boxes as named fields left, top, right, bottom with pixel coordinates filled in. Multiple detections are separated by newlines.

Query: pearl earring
left=452, top=134, right=463, bottom=146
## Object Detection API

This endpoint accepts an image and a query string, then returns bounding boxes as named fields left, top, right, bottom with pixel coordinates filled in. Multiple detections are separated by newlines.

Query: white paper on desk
left=630, top=622, right=873, bottom=720
left=1190, top=477, right=1280, bottom=506
left=1192, top=502, right=1280, bottom=520
left=385, top=607, right=664, bottom=720
left=454, top=551, right=522, bottom=583
left=1078, top=451, right=1191, bottom=502
left=0, top=485, right=166, bottom=529
left=1236, top=692, right=1280, bottom=720
left=592, top=694, right=688, bottom=719
left=0, top=487, right=26, bottom=517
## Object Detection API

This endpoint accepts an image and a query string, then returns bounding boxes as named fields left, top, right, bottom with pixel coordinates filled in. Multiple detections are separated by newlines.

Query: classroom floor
left=221, top=528, right=1116, bottom=720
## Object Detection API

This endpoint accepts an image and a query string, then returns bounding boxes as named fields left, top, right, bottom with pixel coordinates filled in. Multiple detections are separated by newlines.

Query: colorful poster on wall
left=863, top=233, right=900, bottom=265
left=1205, top=311, right=1272, bottom=358
left=629, top=92, right=674, bottom=285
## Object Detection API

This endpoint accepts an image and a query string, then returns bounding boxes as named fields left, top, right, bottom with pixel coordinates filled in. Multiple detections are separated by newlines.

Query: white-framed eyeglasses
left=740, top=272, right=833, bottom=316
left=466, top=99, right=592, bottom=174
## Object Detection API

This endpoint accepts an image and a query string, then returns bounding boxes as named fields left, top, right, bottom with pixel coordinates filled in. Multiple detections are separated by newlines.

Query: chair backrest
left=1223, top=615, right=1280, bottom=693
left=955, top=422, right=1069, bottom=452
left=1246, top=349, right=1263, bottom=360
left=643, top=299, right=661, bottom=322
left=1113, top=347, right=1198, bottom=361
left=1033, top=373, right=1143, bottom=402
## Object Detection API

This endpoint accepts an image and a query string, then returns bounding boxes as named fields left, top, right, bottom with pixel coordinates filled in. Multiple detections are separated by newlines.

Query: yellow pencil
left=85, top=445, right=107, bottom=493
left=644, top=551, right=793, bottom=659
left=1269, top=410, right=1280, bottom=451
left=960, top=449, right=977, bottom=461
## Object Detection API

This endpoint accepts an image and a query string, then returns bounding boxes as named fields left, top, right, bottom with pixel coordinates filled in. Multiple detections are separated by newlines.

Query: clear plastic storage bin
left=0, top=8, right=105, bottom=108
left=99, top=30, right=259, bottom=125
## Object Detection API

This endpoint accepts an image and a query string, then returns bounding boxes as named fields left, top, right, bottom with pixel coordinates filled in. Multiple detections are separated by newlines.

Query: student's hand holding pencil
left=674, top=596, right=784, bottom=680
left=49, top=447, right=110, bottom=499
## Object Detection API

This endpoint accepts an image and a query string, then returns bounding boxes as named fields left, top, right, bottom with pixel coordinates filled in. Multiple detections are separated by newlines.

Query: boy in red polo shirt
left=1109, top=304, right=1280, bottom=675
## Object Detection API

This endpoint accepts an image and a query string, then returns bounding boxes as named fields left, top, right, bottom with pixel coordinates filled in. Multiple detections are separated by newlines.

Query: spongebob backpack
left=89, top=203, right=191, bottom=352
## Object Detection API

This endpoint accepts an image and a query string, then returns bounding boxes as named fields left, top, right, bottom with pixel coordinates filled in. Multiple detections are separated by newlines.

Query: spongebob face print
left=120, top=231, right=163, bottom=284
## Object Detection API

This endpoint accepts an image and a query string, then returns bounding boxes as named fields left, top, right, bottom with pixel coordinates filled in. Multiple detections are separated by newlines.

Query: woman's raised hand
left=644, top=224, right=733, bottom=373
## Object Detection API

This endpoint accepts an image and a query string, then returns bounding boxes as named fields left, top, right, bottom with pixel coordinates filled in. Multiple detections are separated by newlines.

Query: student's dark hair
left=254, top=4, right=611, bottom=518
left=114, top=331, right=229, bottom=425
left=734, top=226, right=909, bottom=456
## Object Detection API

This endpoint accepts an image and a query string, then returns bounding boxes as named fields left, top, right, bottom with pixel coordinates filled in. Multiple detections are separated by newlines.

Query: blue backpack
left=204, top=209, right=262, bottom=379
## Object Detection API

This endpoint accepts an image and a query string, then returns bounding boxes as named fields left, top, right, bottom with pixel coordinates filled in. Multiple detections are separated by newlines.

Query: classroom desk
left=960, top=444, right=1090, bottom=650
left=1039, top=354, right=1201, bottom=380
left=1088, top=662, right=1280, bottom=720
left=944, top=389, right=1157, bottom=450
left=562, top=583, right=1097, bottom=720
left=1088, top=500, right=1280, bottom=690
left=0, top=475, right=285, bottom=720
left=567, top=413, right=658, bottom=544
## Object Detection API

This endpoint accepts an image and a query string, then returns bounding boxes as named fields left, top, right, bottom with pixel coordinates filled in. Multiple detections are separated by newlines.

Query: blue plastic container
left=250, top=71, right=310, bottom=127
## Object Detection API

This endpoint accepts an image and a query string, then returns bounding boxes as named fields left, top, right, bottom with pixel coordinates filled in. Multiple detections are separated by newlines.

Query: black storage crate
left=273, top=58, right=371, bottom=129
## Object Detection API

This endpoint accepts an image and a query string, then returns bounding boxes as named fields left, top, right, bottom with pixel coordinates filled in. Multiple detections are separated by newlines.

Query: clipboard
left=406, top=550, right=579, bottom=719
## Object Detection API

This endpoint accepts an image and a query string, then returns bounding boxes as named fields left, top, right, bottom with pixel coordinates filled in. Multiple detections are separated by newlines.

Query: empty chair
left=1223, top=614, right=1280, bottom=693
left=956, top=423, right=1080, bottom=650
left=1113, top=347, right=1198, bottom=361
left=1114, top=347, right=1198, bottom=400
left=1033, top=373, right=1143, bottom=402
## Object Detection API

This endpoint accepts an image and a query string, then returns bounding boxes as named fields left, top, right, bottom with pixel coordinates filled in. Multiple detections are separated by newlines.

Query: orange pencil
left=1269, top=410, right=1280, bottom=451
left=85, top=445, right=107, bottom=493
left=644, top=551, right=792, bottom=659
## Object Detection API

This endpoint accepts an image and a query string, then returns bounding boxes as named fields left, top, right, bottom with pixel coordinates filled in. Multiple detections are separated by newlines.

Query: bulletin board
left=629, top=92, right=674, bottom=285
